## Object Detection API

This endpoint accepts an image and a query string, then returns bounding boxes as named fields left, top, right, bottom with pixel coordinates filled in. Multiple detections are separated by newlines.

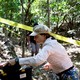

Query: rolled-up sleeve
left=19, top=46, right=50, bottom=66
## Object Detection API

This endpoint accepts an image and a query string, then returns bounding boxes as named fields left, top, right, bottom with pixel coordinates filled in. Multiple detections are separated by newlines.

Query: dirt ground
left=0, top=34, right=80, bottom=79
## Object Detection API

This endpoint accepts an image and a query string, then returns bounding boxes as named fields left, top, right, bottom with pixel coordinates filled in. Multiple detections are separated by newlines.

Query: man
left=26, top=32, right=39, bottom=56
left=1, top=24, right=79, bottom=80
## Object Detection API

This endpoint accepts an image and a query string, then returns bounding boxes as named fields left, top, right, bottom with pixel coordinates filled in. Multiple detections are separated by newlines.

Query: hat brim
left=29, top=31, right=38, bottom=36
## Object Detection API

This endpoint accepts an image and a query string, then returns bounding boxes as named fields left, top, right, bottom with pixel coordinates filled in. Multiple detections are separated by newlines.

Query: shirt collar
left=43, top=37, right=52, bottom=47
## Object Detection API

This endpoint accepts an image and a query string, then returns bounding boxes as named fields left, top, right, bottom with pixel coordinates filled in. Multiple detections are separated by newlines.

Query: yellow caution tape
left=0, top=17, right=80, bottom=46
left=49, top=33, right=80, bottom=46
left=0, top=17, right=33, bottom=31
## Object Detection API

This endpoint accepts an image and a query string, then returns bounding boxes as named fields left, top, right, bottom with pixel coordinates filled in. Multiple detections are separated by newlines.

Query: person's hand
left=0, top=62, right=8, bottom=68
left=43, top=64, right=49, bottom=71
left=0, top=58, right=20, bottom=73
left=42, top=62, right=52, bottom=71
left=0, top=59, right=16, bottom=68
left=8, top=59, right=16, bottom=66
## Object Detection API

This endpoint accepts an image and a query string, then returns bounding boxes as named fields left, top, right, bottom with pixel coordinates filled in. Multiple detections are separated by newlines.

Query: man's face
left=34, top=34, right=46, bottom=44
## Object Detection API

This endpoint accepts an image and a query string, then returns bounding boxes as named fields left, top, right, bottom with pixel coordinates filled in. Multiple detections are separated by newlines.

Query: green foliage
left=0, top=0, right=20, bottom=20
left=0, top=0, right=80, bottom=38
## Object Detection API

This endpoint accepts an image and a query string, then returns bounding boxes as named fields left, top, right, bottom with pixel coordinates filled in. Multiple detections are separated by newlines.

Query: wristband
left=15, top=57, right=19, bottom=65
left=15, top=57, right=21, bottom=69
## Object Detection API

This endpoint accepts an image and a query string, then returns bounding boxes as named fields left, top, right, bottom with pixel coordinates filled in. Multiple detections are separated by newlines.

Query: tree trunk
left=47, top=0, right=50, bottom=28
left=20, top=0, right=26, bottom=57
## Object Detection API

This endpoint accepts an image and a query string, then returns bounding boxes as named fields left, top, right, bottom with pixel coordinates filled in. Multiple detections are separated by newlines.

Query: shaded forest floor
left=0, top=33, right=80, bottom=80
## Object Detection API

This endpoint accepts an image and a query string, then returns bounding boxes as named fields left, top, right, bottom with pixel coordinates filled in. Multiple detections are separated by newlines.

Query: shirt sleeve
left=19, top=46, right=50, bottom=66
